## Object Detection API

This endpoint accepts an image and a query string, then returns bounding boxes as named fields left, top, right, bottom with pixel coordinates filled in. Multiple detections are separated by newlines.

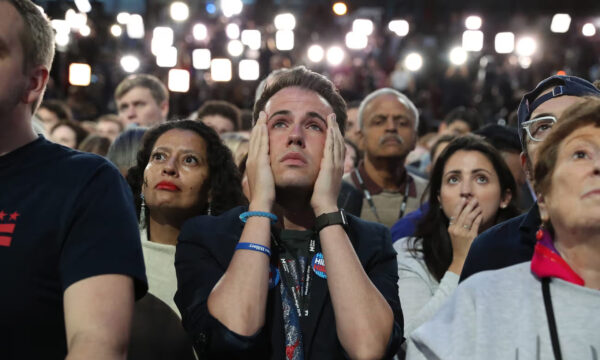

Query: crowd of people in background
left=2, top=1, right=599, bottom=359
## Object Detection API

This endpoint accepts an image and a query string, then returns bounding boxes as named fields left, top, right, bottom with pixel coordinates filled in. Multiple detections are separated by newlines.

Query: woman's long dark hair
left=127, top=120, right=247, bottom=231
left=411, top=135, right=519, bottom=281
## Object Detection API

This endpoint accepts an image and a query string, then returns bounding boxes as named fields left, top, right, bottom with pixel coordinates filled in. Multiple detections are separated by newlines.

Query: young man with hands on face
left=174, top=67, right=403, bottom=359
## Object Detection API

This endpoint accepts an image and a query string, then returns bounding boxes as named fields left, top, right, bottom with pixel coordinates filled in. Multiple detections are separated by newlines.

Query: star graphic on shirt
left=0, top=211, right=6, bottom=221
left=9, top=212, right=19, bottom=221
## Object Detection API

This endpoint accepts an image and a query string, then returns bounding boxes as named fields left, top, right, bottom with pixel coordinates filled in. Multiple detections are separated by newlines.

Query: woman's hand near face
left=447, top=197, right=482, bottom=275
left=246, top=111, right=275, bottom=212
left=311, top=114, right=345, bottom=216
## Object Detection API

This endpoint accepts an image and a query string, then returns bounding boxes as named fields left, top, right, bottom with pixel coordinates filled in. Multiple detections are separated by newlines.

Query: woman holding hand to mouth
left=394, top=135, right=519, bottom=335
left=127, top=120, right=246, bottom=316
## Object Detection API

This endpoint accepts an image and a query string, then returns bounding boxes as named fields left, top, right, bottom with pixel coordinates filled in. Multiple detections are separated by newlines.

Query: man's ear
left=160, top=100, right=169, bottom=118
left=23, top=65, right=49, bottom=106
left=520, top=151, right=534, bottom=184
left=357, top=129, right=365, bottom=151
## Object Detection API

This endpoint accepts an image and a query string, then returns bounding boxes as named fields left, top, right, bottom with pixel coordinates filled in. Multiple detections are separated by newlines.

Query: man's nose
left=287, top=124, right=305, bottom=147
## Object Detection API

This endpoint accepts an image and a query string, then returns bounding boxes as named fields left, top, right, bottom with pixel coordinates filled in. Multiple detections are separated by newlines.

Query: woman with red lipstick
left=395, top=135, right=519, bottom=336
left=125, top=120, right=245, bottom=357
left=407, top=95, right=600, bottom=360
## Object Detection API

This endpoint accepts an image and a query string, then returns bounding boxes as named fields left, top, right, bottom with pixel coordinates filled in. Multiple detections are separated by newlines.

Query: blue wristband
left=235, top=242, right=272, bottom=257
left=239, top=211, right=278, bottom=224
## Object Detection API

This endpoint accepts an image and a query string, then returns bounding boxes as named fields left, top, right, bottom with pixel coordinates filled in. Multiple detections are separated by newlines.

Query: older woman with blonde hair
left=407, top=97, right=600, bottom=360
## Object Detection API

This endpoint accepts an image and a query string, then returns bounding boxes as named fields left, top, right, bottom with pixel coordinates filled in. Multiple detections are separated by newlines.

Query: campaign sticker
left=269, top=264, right=280, bottom=289
left=311, top=252, right=327, bottom=279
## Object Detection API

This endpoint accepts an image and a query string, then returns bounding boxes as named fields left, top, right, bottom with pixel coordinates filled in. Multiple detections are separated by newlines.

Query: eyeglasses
left=521, top=115, right=557, bottom=142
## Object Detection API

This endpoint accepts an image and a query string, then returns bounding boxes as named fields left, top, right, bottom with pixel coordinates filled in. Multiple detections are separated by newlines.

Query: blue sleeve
left=59, top=162, right=147, bottom=299
left=174, top=214, right=268, bottom=358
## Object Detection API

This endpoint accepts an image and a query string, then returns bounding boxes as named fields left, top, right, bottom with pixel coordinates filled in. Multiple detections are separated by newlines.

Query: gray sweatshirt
left=407, top=262, right=600, bottom=360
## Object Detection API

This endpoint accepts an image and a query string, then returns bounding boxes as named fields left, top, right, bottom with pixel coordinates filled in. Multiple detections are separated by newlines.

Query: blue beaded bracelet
left=235, top=242, right=272, bottom=257
left=239, top=211, right=278, bottom=224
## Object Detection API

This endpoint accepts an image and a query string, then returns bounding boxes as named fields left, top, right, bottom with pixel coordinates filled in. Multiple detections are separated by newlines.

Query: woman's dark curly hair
left=411, top=135, right=520, bottom=281
left=127, top=120, right=247, bottom=231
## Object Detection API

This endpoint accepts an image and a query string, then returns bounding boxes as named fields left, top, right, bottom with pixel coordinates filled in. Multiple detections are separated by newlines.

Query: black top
left=174, top=206, right=403, bottom=359
left=0, top=137, right=147, bottom=359
left=460, top=204, right=540, bottom=282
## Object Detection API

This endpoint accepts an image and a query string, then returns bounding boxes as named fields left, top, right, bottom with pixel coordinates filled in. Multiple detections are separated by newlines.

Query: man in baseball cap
left=460, top=75, right=600, bottom=281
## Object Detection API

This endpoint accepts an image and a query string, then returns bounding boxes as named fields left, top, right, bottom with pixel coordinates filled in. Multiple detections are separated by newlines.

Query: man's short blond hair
left=114, top=74, right=169, bottom=105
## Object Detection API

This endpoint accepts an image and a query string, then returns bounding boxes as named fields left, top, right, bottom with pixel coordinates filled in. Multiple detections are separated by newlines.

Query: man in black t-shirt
left=0, top=1, right=147, bottom=358
left=175, top=67, right=402, bottom=359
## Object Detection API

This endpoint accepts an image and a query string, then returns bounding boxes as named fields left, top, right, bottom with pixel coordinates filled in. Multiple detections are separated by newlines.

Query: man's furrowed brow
left=268, top=110, right=291, bottom=120
left=307, top=111, right=327, bottom=124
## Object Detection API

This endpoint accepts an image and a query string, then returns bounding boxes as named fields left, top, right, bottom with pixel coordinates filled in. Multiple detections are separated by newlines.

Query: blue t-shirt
left=0, top=137, right=147, bottom=359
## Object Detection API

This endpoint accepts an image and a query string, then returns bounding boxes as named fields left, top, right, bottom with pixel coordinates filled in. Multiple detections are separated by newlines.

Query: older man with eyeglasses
left=460, top=75, right=600, bottom=281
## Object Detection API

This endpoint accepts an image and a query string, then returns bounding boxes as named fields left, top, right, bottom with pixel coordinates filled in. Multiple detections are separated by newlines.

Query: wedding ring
left=463, top=224, right=470, bottom=230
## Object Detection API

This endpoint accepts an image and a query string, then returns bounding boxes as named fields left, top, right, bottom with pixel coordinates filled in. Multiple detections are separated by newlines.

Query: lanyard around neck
left=354, top=168, right=410, bottom=220
left=276, top=238, right=317, bottom=318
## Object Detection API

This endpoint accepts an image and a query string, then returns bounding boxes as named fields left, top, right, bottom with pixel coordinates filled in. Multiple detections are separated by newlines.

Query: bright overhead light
left=516, top=36, right=537, bottom=57
left=116, top=12, right=130, bottom=24
left=352, top=19, right=374, bottom=36
left=193, top=23, right=208, bottom=41
left=211, top=58, right=232, bottom=82
left=65, top=9, right=87, bottom=30
left=151, top=27, right=174, bottom=55
left=462, top=30, right=483, bottom=52
left=404, top=52, right=423, bottom=71
left=74, top=0, right=91, bottom=13
left=241, top=29, right=261, bottom=50
left=170, top=2, right=189, bottom=22
left=465, top=16, right=482, bottom=30
left=69, top=63, right=91, bottom=86
left=221, top=0, right=243, bottom=18
left=52, top=19, right=70, bottom=35
left=326, top=46, right=345, bottom=66
left=518, top=56, right=532, bottom=69
left=120, top=55, right=140, bottom=73
left=227, top=40, right=244, bottom=57
left=110, top=24, right=122, bottom=37
left=156, top=46, right=178, bottom=68
left=226, top=23, right=240, bottom=39
left=192, top=49, right=211, bottom=69
left=79, top=24, right=91, bottom=37
left=168, top=69, right=190, bottom=92
left=582, top=23, right=596, bottom=37
left=495, top=32, right=514, bottom=54
left=333, top=2, right=347, bottom=16
left=550, top=14, right=571, bottom=33
left=345, top=31, right=368, bottom=50
left=449, top=47, right=467, bottom=65
left=274, top=13, right=296, bottom=31
left=276, top=30, right=294, bottom=51
left=126, top=14, right=145, bottom=39
left=239, top=59, right=259, bottom=80
left=389, top=20, right=409, bottom=36
left=55, top=32, right=70, bottom=47
left=307, top=44, right=324, bottom=62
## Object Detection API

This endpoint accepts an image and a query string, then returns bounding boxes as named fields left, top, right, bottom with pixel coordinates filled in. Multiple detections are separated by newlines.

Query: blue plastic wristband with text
left=239, top=211, right=278, bottom=224
left=235, top=242, right=272, bottom=257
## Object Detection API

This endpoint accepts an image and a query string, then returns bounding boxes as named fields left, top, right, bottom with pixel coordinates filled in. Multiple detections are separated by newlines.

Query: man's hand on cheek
left=247, top=111, right=276, bottom=212
left=311, top=113, right=345, bottom=216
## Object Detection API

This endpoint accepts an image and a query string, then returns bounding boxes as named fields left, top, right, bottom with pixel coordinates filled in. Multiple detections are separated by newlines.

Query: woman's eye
left=476, top=176, right=488, bottom=184
left=572, top=150, right=589, bottom=160
left=183, top=155, right=198, bottom=165
left=447, top=176, right=459, bottom=184
left=151, top=152, right=166, bottom=161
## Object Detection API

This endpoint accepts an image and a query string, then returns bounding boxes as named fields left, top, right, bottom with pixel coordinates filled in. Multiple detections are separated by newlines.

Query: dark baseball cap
left=517, top=75, right=600, bottom=143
